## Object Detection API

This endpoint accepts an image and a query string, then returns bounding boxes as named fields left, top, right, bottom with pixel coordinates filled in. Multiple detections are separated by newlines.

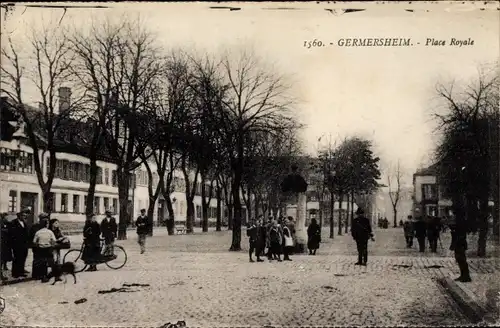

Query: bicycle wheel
left=63, top=249, right=88, bottom=273
left=105, top=245, right=127, bottom=270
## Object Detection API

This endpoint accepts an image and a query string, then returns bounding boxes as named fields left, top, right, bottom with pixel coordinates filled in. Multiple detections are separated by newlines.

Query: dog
left=47, top=262, right=77, bottom=285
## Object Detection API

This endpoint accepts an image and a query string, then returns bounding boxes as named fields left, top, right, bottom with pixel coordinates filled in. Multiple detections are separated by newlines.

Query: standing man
left=101, top=210, right=118, bottom=258
left=403, top=216, right=415, bottom=248
left=450, top=219, right=472, bottom=282
left=8, top=211, right=30, bottom=278
left=135, top=209, right=149, bottom=254
left=427, top=216, right=441, bottom=253
left=32, top=219, right=56, bottom=283
left=414, top=216, right=427, bottom=253
left=29, top=212, right=49, bottom=280
left=246, top=219, right=264, bottom=262
left=351, top=208, right=374, bottom=266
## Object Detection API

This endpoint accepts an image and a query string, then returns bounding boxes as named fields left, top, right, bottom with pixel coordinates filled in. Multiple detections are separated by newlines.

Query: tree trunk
left=186, top=199, right=195, bottom=234
left=338, top=193, right=343, bottom=235
left=117, top=170, right=130, bottom=240
left=229, top=167, right=242, bottom=251
left=329, top=192, right=334, bottom=239
left=85, top=154, right=99, bottom=219
left=201, top=183, right=209, bottom=232
left=393, top=209, right=398, bottom=229
left=41, top=187, right=53, bottom=216
left=147, top=199, right=156, bottom=237
left=345, top=193, right=350, bottom=234
left=477, top=198, right=489, bottom=257
left=165, top=196, right=175, bottom=235
left=227, top=204, right=233, bottom=230
left=216, top=183, right=222, bottom=232
left=319, top=200, right=323, bottom=229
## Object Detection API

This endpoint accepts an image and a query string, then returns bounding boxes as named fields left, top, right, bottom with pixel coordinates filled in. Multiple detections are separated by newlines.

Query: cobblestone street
left=1, top=227, right=497, bottom=327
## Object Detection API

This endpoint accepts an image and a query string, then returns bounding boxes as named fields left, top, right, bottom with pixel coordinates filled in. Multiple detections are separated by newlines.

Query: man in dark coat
left=135, top=209, right=149, bottom=254
left=449, top=218, right=471, bottom=282
left=100, top=210, right=118, bottom=257
left=427, top=216, right=442, bottom=253
left=8, top=211, right=30, bottom=278
left=29, top=212, right=49, bottom=280
left=403, top=216, right=415, bottom=248
left=351, top=208, right=374, bottom=266
left=414, top=216, right=427, bottom=252
left=247, top=219, right=264, bottom=262
left=1, top=213, right=12, bottom=280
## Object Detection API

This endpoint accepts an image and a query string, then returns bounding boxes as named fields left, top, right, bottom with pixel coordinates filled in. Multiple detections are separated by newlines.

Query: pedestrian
left=414, top=216, right=427, bottom=252
left=426, top=216, right=441, bottom=253
left=282, top=218, right=294, bottom=261
left=135, top=209, right=149, bottom=254
left=265, top=217, right=273, bottom=260
left=8, top=211, right=30, bottom=278
left=307, top=218, right=321, bottom=255
left=247, top=219, right=264, bottom=262
left=101, top=210, right=118, bottom=258
left=29, top=212, right=49, bottom=280
left=450, top=218, right=472, bottom=282
left=403, top=216, right=415, bottom=248
left=1, top=213, right=12, bottom=281
left=32, top=218, right=56, bottom=283
left=256, top=217, right=267, bottom=259
left=49, top=218, right=70, bottom=264
left=351, top=208, right=374, bottom=266
left=269, top=220, right=282, bottom=262
left=82, top=214, right=101, bottom=272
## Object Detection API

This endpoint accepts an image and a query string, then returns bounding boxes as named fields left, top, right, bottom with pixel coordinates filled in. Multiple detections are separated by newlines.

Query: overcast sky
left=1, top=2, right=498, bottom=183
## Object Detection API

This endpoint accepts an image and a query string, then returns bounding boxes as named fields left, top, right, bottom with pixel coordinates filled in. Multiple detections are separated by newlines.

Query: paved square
left=1, top=228, right=494, bottom=327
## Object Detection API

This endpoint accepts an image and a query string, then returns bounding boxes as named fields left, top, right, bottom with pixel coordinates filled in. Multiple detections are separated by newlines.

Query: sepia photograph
left=0, top=2, right=499, bottom=327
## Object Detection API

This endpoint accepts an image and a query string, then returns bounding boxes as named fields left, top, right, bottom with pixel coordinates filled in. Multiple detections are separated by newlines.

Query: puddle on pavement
left=98, top=283, right=151, bottom=294
left=392, top=264, right=413, bottom=269
left=424, top=265, right=444, bottom=269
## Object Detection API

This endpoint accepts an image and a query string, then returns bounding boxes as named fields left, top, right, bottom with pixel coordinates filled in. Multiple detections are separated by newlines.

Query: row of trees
left=313, top=136, right=381, bottom=238
left=1, top=17, right=301, bottom=250
left=434, top=67, right=499, bottom=257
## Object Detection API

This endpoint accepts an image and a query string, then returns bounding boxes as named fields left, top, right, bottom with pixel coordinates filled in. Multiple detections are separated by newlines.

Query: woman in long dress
left=307, top=218, right=321, bottom=255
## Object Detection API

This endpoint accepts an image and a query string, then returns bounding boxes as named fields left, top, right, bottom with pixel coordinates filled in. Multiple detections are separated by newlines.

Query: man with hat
left=351, top=207, right=374, bottom=266
left=29, top=212, right=50, bottom=280
left=101, top=209, right=118, bottom=257
left=8, top=210, right=30, bottom=278
left=135, top=209, right=149, bottom=254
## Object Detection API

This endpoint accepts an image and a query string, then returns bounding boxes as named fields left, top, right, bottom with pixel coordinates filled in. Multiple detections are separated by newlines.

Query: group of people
left=246, top=207, right=374, bottom=266
left=1, top=209, right=70, bottom=282
left=402, top=215, right=443, bottom=252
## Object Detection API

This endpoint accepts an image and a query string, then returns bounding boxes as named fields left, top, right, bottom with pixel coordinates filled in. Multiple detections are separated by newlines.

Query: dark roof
left=0, top=97, right=117, bottom=164
left=413, top=163, right=439, bottom=177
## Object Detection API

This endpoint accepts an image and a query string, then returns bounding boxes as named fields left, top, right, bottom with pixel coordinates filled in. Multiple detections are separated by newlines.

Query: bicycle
left=63, top=238, right=127, bottom=273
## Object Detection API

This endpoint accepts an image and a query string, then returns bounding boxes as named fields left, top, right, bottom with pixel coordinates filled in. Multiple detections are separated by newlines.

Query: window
left=196, top=205, right=202, bottom=219
left=112, top=170, right=117, bottom=187
left=112, top=199, right=118, bottom=214
left=69, top=162, right=76, bottom=181
left=60, top=193, right=68, bottom=213
left=97, top=167, right=103, bottom=184
left=422, top=184, right=437, bottom=200
left=8, top=190, right=17, bottom=212
left=104, top=197, right=109, bottom=212
left=73, top=195, right=80, bottom=213
left=46, top=158, right=50, bottom=177
left=84, top=196, right=87, bottom=212
left=55, top=160, right=63, bottom=178
left=425, top=205, right=438, bottom=217
left=85, top=165, right=90, bottom=183
left=62, top=160, right=70, bottom=180
left=104, top=168, right=109, bottom=185
left=94, top=197, right=101, bottom=214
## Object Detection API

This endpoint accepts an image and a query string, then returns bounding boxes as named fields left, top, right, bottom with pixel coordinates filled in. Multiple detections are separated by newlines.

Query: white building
left=0, top=95, right=244, bottom=227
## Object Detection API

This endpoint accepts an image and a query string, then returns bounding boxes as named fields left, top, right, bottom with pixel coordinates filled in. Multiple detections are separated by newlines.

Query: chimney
left=58, top=87, right=71, bottom=113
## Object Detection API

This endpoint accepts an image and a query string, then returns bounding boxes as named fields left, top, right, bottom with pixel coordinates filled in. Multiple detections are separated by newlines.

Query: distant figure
left=246, top=219, right=264, bottom=262
left=282, top=218, right=294, bottom=261
left=414, top=216, right=427, bottom=252
left=403, top=216, right=415, bottom=248
left=351, top=208, right=374, bottom=266
left=269, top=220, right=282, bottom=262
left=399, top=220, right=404, bottom=227
left=307, top=218, right=321, bottom=255
left=427, top=216, right=441, bottom=253
left=135, top=209, right=149, bottom=254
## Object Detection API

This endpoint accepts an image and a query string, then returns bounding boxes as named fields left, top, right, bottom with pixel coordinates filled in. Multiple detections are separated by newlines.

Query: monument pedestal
left=294, top=192, right=308, bottom=254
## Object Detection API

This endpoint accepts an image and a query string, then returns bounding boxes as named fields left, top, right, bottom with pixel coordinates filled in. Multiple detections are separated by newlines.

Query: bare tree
left=387, top=160, right=403, bottom=228
left=217, top=50, right=297, bottom=251
left=1, top=25, right=82, bottom=216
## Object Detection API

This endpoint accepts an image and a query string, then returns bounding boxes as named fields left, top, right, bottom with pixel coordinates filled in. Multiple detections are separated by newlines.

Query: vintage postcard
left=0, top=1, right=499, bottom=327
